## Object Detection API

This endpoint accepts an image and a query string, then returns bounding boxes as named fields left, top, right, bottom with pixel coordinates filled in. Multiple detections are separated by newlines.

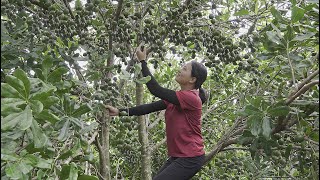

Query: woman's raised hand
left=136, top=43, right=147, bottom=62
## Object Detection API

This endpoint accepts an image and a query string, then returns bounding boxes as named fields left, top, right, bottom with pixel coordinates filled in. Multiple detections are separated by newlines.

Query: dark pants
left=153, top=154, right=205, bottom=180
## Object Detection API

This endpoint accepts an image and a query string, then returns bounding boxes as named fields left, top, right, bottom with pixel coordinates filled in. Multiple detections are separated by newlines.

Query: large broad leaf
left=291, top=6, right=305, bottom=23
left=135, top=76, right=151, bottom=84
left=5, top=75, right=26, bottom=98
left=47, top=67, right=68, bottom=83
left=63, top=95, right=75, bottom=115
left=13, top=69, right=30, bottom=99
left=30, top=100, right=44, bottom=114
left=41, top=96, right=60, bottom=109
left=30, top=119, right=48, bottom=148
left=234, top=9, right=249, bottom=16
left=60, top=163, right=78, bottom=180
left=247, top=115, right=263, bottom=136
left=1, top=105, right=33, bottom=131
left=242, top=104, right=262, bottom=116
left=80, top=122, right=99, bottom=134
left=35, top=158, right=52, bottom=169
left=292, top=32, right=316, bottom=41
left=266, top=31, right=283, bottom=45
left=35, top=110, right=60, bottom=124
left=19, top=158, right=33, bottom=175
left=1, top=98, right=25, bottom=116
left=270, top=6, right=284, bottom=22
left=5, top=162, right=23, bottom=179
left=69, top=162, right=78, bottom=180
left=58, top=119, right=70, bottom=141
left=72, top=104, right=92, bottom=118
left=267, top=106, right=290, bottom=117
left=1, top=83, right=24, bottom=99
left=34, top=68, right=45, bottom=81
left=262, top=116, right=272, bottom=139
left=42, top=56, right=53, bottom=80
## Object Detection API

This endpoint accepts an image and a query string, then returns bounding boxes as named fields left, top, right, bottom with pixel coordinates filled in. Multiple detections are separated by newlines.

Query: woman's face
left=175, top=62, right=195, bottom=85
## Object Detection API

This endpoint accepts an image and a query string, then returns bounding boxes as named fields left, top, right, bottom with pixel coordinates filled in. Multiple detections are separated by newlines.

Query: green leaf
left=266, top=31, right=283, bottom=45
left=35, top=158, right=52, bottom=169
left=5, top=162, right=23, bottom=179
left=30, top=100, right=44, bottom=114
left=247, top=115, right=263, bottom=136
left=284, top=25, right=295, bottom=42
left=60, top=165, right=71, bottom=180
left=78, top=175, right=98, bottom=180
left=41, top=96, right=60, bottom=109
left=63, top=95, right=75, bottom=115
left=242, top=104, right=262, bottom=116
left=58, top=119, right=70, bottom=141
left=135, top=76, right=151, bottom=84
left=270, top=6, right=284, bottom=22
left=13, top=69, right=30, bottom=99
left=1, top=153, right=19, bottom=161
left=19, top=159, right=33, bottom=174
left=69, top=162, right=78, bottom=180
left=57, top=150, right=73, bottom=160
left=234, top=9, right=249, bottom=16
left=292, top=32, right=316, bottom=41
left=1, top=83, right=24, bottom=99
left=1, top=105, right=33, bottom=131
left=47, top=67, right=68, bottom=83
left=120, top=69, right=131, bottom=80
left=72, top=104, right=92, bottom=118
left=262, top=116, right=272, bottom=139
left=1, top=98, right=25, bottom=116
left=291, top=6, right=305, bottom=23
left=267, top=106, right=290, bottom=117
left=91, top=19, right=103, bottom=26
left=5, top=75, right=26, bottom=98
left=36, top=110, right=60, bottom=124
left=80, top=122, right=99, bottom=134
left=34, top=68, right=45, bottom=81
left=30, top=119, right=48, bottom=148
left=284, top=144, right=293, bottom=159
left=42, top=56, right=53, bottom=80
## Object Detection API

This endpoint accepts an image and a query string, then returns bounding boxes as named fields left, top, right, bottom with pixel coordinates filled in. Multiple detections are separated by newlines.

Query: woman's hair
left=191, top=61, right=208, bottom=104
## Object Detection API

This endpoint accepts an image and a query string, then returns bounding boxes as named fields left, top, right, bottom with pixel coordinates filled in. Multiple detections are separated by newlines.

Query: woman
left=106, top=45, right=208, bottom=180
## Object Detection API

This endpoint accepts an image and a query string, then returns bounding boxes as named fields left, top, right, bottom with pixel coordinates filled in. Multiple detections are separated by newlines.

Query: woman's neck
left=180, top=84, right=195, bottom=91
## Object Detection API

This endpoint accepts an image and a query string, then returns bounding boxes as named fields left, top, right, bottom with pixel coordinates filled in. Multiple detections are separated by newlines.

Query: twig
left=88, top=131, right=99, bottom=145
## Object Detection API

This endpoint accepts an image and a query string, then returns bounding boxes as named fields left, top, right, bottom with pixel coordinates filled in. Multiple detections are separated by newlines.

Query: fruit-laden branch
left=203, top=70, right=319, bottom=165
left=29, top=0, right=48, bottom=10
left=62, top=0, right=75, bottom=19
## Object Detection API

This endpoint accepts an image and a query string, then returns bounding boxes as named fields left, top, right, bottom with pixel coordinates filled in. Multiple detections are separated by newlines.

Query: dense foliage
left=1, top=0, right=319, bottom=179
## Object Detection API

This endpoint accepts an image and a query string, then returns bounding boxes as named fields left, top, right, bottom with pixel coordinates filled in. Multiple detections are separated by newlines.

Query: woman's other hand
left=105, top=105, right=119, bottom=116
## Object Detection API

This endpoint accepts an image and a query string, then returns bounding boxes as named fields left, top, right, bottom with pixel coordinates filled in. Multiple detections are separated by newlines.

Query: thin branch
left=286, top=80, right=319, bottom=104
left=151, top=138, right=166, bottom=153
left=288, top=69, right=319, bottom=98
left=88, top=131, right=99, bottom=145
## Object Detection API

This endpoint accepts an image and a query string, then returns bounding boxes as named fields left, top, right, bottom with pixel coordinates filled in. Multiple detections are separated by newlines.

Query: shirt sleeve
left=140, top=60, right=180, bottom=105
left=119, top=100, right=167, bottom=116
left=176, top=91, right=202, bottom=110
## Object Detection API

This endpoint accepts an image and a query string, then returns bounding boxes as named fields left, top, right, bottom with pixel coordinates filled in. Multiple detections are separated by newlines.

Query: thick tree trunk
left=136, top=79, right=152, bottom=180
left=98, top=113, right=111, bottom=180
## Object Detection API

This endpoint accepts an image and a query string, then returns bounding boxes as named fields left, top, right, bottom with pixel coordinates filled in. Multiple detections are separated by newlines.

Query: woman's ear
left=189, top=77, right=197, bottom=84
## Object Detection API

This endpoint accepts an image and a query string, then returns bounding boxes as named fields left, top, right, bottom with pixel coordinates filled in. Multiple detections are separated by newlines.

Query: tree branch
left=288, top=69, right=319, bottom=98
left=286, top=80, right=319, bottom=105
left=151, top=138, right=166, bottom=153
